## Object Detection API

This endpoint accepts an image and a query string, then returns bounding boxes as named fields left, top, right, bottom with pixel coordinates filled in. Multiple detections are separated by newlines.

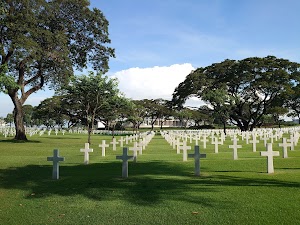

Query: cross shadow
left=0, top=161, right=299, bottom=207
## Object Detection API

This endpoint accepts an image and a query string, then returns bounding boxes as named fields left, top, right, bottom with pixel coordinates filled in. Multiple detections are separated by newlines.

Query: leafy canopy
left=173, top=56, right=300, bottom=131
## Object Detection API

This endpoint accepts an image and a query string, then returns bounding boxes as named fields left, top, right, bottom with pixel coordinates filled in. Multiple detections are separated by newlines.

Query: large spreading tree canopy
left=57, top=72, right=120, bottom=144
left=172, top=56, right=300, bottom=131
left=0, top=0, right=114, bottom=140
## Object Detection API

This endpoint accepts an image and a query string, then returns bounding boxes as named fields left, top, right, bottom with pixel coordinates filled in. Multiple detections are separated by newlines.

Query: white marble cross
left=119, top=137, right=124, bottom=148
left=47, top=149, right=65, bottom=180
left=139, top=138, right=145, bottom=151
left=172, top=136, right=177, bottom=149
left=245, top=132, right=250, bottom=144
left=261, top=134, right=269, bottom=147
left=229, top=136, right=242, bottom=160
left=179, top=141, right=191, bottom=161
left=260, top=143, right=280, bottom=174
left=249, top=134, right=259, bottom=152
left=129, top=142, right=141, bottom=162
left=287, top=134, right=295, bottom=151
left=188, top=145, right=206, bottom=176
left=80, top=143, right=93, bottom=164
left=201, top=135, right=208, bottom=149
left=212, top=137, right=221, bottom=153
left=279, top=138, right=291, bottom=158
left=99, top=140, right=109, bottom=157
left=116, top=147, right=133, bottom=178
left=110, top=138, right=119, bottom=151
left=176, top=138, right=181, bottom=154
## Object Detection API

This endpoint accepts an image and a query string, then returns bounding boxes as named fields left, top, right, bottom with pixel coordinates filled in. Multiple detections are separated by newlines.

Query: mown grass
left=0, top=132, right=300, bottom=225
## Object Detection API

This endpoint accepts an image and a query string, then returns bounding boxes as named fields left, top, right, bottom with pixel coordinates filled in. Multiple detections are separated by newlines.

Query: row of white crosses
left=1, top=126, right=15, bottom=138
left=163, top=128, right=300, bottom=174
left=162, top=131, right=207, bottom=175
left=47, top=131, right=155, bottom=179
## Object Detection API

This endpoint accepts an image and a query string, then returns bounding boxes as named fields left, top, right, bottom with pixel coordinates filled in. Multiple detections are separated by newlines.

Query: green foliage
left=286, top=85, right=300, bottom=123
left=1, top=0, right=114, bottom=140
left=32, top=96, right=66, bottom=128
left=4, top=113, right=13, bottom=126
left=57, top=71, right=120, bottom=142
left=0, top=64, right=19, bottom=93
left=173, top=56, right=300, bottom=131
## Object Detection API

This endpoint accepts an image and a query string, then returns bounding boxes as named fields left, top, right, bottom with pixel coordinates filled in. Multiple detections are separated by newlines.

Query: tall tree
left=266, top=106, right=288, bottom=128
left=58, top=72, right=119, bottom=144
left=173, top=56, right=300, bottom=131
left=32, top=96, right=66, bottom=128
left=4, top=113, right=13, bottom=127
left=127, top=100, right=147, bottom=132
left=100, top=96, right=131, bottom=138
left=0, top=0, right=114, bottom=140
left=286, top=85, right=300, bottom=124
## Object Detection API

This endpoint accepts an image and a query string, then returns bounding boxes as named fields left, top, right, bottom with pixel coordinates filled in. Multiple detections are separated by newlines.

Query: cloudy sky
left=1, top=0, right=300, bottom=117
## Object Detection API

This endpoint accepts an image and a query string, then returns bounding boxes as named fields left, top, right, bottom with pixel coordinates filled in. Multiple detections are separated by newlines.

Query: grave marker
left=129, top=142, right=141, bottom=162
left=47, top=149, right=65, bottom=180
left=179, top=141, right=191, bottom=161
left=212, top=137, right=221, bottom=153
left=279, top=138, right=291, bottom=158
left=260, top=143, right=280, bottom=174
left=80, top=143, right=93, bottom=164
left=116, top=147, right=133, bottom=178
left=201, top=135, right=208, bottom=149
left=287, top=134, right=295, bottom=151
left=229, top=137, right=242, bottom=160
left=249, top=134, right=259, bottom=152
left=188, top=145, right=206, bottom=176
left=119, top=137, right=124, bottom=147
left=110, top=138, right=119, bottom=151
left=99, top=140, right=109, bottom=157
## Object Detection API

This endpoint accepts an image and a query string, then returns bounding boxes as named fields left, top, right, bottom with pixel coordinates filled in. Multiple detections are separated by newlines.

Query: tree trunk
left=10, top=95, right=27, bottom=141
left=112, top=125, right=115, bottom=139
left=87, top=122, right=92, bottom=144
left=223, top=122, right=227, bottom=135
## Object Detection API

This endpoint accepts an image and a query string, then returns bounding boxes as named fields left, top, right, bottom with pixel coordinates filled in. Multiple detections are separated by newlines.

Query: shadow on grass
left=0, top=161, right=299, bottom=207
left=40, top=136, right=82, bottom=140
left=0, top=139, right=41, bottom=143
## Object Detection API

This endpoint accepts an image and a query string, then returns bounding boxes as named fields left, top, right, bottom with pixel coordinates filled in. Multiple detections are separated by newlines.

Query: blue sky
left=93, top=0, right=300, bottom=71
left=1, top=0, right=300, bottom=117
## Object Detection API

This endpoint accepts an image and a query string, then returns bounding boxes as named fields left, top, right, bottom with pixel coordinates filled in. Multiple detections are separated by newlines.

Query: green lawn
left=0, top=132, right=300, bottom=225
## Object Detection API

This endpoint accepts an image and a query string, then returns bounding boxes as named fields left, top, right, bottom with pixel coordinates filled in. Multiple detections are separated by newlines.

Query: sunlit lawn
left=0, top=131, right=300, bottom=225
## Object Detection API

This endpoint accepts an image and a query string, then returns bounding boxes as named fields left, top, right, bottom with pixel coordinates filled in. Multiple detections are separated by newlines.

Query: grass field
left=0, top=131, right=300, bottom=225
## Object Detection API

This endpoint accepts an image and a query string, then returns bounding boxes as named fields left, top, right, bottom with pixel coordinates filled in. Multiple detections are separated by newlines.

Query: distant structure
left=97, top=121, right=106, bottom=130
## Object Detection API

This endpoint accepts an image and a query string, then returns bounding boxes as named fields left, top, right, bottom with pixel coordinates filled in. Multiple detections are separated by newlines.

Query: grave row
left=161, top=129, right=299, bottom=174
left=0, top=126, right=140, bottom=138
left=47, top=131, right=155, bottom=179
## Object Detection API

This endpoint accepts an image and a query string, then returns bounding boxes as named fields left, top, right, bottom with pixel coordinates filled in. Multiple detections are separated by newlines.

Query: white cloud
left=113, top=63, right=195, bottom=100
left=0, top=63, right=205, bottom=117
left=0, top=90, right=54, bottom=117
